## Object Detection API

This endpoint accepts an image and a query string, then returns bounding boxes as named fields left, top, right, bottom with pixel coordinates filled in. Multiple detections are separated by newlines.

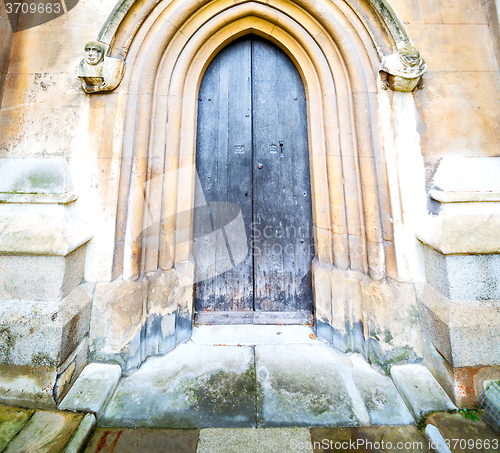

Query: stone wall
left=0, top=0, right=497, bottom=285
left=392, top=0, right=500, bottom=162
left=0, top=0, right=500, bottom=406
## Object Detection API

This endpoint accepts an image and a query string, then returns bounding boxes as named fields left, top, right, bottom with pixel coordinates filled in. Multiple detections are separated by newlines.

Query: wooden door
left=194, top=36, right=313, bottom=324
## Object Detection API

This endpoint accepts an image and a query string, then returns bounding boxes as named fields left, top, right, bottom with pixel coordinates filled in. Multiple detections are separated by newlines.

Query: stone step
left=0, top=404, right=34, bottom=452
left=348, top=355, right=415, bottom=426
left=255, top=343, right=358, bottom=427
left=391, top=364, right=457, bottom=422
left=197, top=428, right=313, bottom=453
left=3, top=409, right=83, bottom=453
left=100, top=344, right=256, bottom=428
left=59, top=363, right=122, bottom=420
left=191, top=325, right=317, bottom=345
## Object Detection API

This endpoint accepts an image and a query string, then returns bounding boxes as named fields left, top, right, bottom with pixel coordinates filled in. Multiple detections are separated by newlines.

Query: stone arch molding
left=80, top=0, right=428, bottom=287
left=92, top=0, right=424, bottom=284
left=80, top=0, right=430, bottom=371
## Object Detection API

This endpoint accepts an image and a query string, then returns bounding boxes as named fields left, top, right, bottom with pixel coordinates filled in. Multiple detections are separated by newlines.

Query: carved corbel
left=379, top=43, right=427, bottom=92
left=77, top=41, right=125, bottom=93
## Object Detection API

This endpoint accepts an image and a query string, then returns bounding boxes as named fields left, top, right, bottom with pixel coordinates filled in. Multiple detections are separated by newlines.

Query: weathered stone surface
left=310, top=426, right=431, bottom=452
left=3, top=409, right=83, bottom=453
left=63, top=413, right=96, bottom=453
left=0, top=404, right=34, bottom=452
left=191, top=325, right=317, bottom=346
left=349, top=355, right=414, bottom=426
left=100, top=344, right=255, bottom=428
left=426, top=412, right=500, bottom=453
left=0, top=158, right=73, bottom=194
left=417, top=152, right=500, bottom=260
left=421, top=246, right=500, bottom=300
left=0, top=365, right=57, bottom=409
left=59, top=363, right=122, bottom=420
left=319, top=264, right=422, bottom=371
left=0, top=158, right=93, bottom=301
left=255, top=343, right=358, bottom=427
left=89, top=267, right=186, bottom=372
left=0, top=246, right=87, bottom=302
left=417, top=283, right=500, bottom=368
left=391, top=364, right=456, bottom=422
left=197, top=428, right=313, bottom=453
left=54, top=336, right=89, bottom=404
left=84, top=428, right=199, bottom=453
left=419, top=337, right=497, bottom=408
left=0, top=283, right=93, bottom=368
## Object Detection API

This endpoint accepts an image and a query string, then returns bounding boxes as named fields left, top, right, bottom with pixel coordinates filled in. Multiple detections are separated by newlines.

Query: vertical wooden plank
left=194, top=54, right=220, bottom=311
left=194, top=39, right=253, bottom=312
left=252, top=37, right=313, bottom=312
left=252, top=38, right=285, bottom=311
left=275, top=41, right=314, bottom=312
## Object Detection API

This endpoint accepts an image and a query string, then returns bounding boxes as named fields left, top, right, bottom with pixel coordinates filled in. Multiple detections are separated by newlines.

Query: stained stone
left=59, top=363, right=122, bottom=420
left=349, top=355, right=414, bottom=426
left=255, top=343, right=358, bottom=427
left=426, top=412, right=500, bottom=453
left=62, top=413, right=96, bottom=453
left=191, top=325, right=317, bottom=346
left=100, top=344, right=256, bottom=428
left=3, top=410, right=83, bottom=453
left=0, top=404, right=34, bottom=452
left=391, top=364, right=456, bottom=422
left=310, top=426, right=431, bottom=452
left=83, top=428, right=199, bottom=453
left=196, top=428, right=313, bottom=453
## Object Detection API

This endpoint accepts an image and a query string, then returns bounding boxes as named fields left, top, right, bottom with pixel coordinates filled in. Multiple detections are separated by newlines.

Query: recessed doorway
left=193, top=36, right=314, bottom=325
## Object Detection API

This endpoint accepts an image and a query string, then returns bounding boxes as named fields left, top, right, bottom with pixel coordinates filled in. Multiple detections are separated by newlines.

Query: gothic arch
left=99, top=0, right=411, bottom=284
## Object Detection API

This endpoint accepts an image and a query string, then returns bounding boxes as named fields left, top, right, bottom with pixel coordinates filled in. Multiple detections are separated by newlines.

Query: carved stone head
left=84, top=41, right=105, bottom=66
left=399, top=43, right=420, bottom=67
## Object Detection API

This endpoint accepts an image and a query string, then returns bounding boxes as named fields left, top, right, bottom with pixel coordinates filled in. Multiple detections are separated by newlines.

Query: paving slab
left=100, top=344, right=256, bottom=428
left=0, top=404, right=34, bottom=452
left=3, top=409, right=83, bottom=453
left=310, top=426, right=432, bottom=452
left=63, top=413, right=96, bottom=453
left=426, top=412, right=500, bottom=453
left=191, top=325, right=317, bottom=345
left=255, top=343, right=359, bottom=427
left=196, top=428, right=313, bottom=452
left=391, top=364, right=457, bottom=422
left=349, top=355, right=414, bottom=426
left=84, top=428, right=199, bottom=453
left=59, top=363, right=122, bottom=420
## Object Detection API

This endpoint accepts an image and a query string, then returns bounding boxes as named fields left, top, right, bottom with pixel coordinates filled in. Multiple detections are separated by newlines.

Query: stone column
left=0, top=158, right=94, bottom=408
left=416, top=156, right=500, bottom=407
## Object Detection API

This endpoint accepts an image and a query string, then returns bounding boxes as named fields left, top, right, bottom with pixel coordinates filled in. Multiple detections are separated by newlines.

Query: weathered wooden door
left=194, top=36, right=314, bottom=324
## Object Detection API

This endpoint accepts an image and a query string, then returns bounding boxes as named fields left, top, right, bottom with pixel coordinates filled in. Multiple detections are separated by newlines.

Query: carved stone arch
left=104, top=0, right=408, bottom=282
left=83, top=0, right=428, bottom=367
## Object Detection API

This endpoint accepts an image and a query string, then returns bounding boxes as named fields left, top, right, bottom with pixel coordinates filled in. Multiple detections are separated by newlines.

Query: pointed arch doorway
left=193, top=35, right=314, bottom=325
